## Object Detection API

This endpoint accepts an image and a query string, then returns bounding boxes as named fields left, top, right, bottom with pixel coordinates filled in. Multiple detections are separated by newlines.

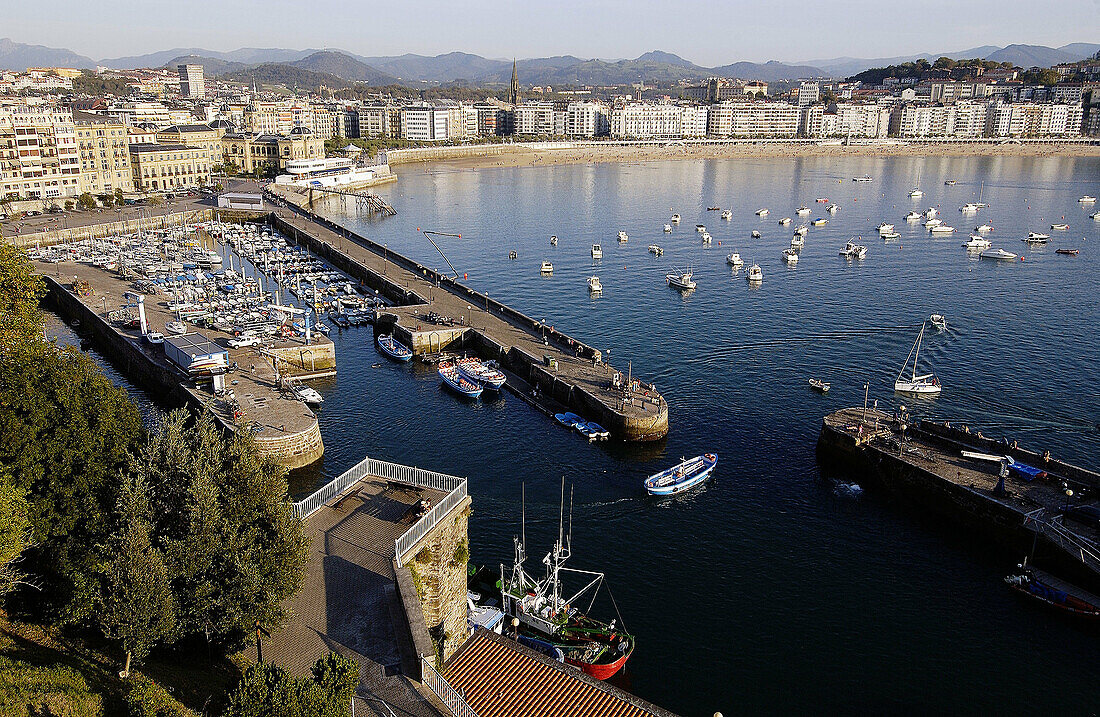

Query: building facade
left=0, top=105, right=81, bottom=200
left=178, top=64, right=205, bottom=99
left=129, top=143, right=210, bottom=191
left=73, top=110, right=133, bottom=194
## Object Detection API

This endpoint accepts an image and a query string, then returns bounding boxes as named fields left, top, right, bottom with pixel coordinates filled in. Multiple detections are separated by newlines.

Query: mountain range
left=2, top=37, right=1098, bottom=87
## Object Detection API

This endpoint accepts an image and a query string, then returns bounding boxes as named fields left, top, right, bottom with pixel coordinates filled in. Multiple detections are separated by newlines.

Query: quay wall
left=271, top=342, right=337, bottom=373
left=42, top=275, right=323, bottom=471
left=11, top=208, right=222, bottom=248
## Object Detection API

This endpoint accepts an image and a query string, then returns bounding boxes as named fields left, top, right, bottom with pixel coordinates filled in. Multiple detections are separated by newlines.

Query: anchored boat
left=1005, top=565, right=1100, bottom=620
left=456, top=357, right=506, bottom=390
left=439, top=361, right=484, bottom=399
left=645, top=453, right=718, bottom=496
left=666, top=268, right=696, bottom=291
left=377, top=334, right=413, bottom=362
left=894, top=322, right=941, bottom=395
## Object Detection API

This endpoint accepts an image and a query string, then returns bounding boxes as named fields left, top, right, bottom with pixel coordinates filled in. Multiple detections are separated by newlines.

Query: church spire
left=510, top=59, right=519, bottom=106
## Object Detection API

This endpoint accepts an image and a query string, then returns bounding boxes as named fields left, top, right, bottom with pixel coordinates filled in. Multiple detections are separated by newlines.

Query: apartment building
left=833, top=103, right=892, bottom=138
left=609, top=103, right=707, bottom=139
left=564, top=102, right=609, bottom=137
left=155, top=123, right=224, bottom=164
left=129, top=143, right=210, bottom=191
left=178, top=64, right=205, bottom=99
left=929, top=81, right=992, bottom=103
left=708, top=101, right=799, bottom=137
left=515, top=102, right=556, bottom=135
left=985, top=102, right=1084, bottom=137
left=73, top=110, right=133, bottom=194
left=0, top=105, right=81, bottom=199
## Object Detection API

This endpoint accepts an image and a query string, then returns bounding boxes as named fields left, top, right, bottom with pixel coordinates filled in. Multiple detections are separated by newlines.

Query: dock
left=266, top=186, right=669, bottom=441
left=818, top=407, right=1100, bottom=587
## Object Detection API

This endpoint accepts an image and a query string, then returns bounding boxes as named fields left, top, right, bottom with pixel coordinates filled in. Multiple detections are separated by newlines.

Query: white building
left=178, top=64, right=205, bottom=99
left=564, top=102, right=609, bottom=137
left=798, top=82, right=820, bottom=107
left=833, top=103, right=891, bottom=138
left=708, top=101, right=800, bottom=137
left=514, top=102, right=556, bottom=135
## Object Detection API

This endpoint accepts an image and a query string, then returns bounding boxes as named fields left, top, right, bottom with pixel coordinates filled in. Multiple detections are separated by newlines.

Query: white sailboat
left=908, top=169, right=923, bottom=198
left=895, top=323, right=941, bottom=395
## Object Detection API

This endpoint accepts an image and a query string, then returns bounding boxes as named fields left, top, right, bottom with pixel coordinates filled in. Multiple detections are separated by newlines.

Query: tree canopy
left=224, top=653, right=359, bottom=717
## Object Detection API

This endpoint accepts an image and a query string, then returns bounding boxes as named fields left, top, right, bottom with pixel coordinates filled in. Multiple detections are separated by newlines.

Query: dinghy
left=377, top=334, right=413, bottom=362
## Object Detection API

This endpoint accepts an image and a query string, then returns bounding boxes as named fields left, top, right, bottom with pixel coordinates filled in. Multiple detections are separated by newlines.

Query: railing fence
left=420, top=656, right=479, bottom=717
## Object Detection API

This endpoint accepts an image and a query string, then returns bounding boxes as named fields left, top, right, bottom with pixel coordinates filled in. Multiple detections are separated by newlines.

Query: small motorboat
left=291, top=383, right=323, bottom=405
left=701, top=232, right=713, bottom=244
left=839, top=241, right=867, bottom=259
left=592, top=244, right=603, bottom=258
left=779, top=217, right=792, bottom=225
left=809, top=378, right=830, bottom=393
left=925, top=207, right=938, bottom=219
left=670, top=214, right=681, bottom=223
left=1055, top=248, right=1080, bottom=256
left=1023, top=233, right=1049, bottom=245
left=981, top=247, right=1018, bottom=260
left=747, top=264, right=763, bottom=282
left=751, top=230, right=761, bottom=238
left=540, top=261, right=554, bottom=274
left=721, top=210, right=732, bottom=220
left=975, top=224, right=994, bottom=232
left=755, top=208, right=769, bottom=216
left=726, top=253, right=744, bottom=267
left=555, top=412, right=584, bottom=428
left=929, top=225, right=956, bottom=234
left=666, top=268, right=696, bottom=291
left=963, top=235, right=992, bottom=249
left=1051, top=223, right=1069, bottom=231
left=929, top=314, right=947, bottom=330
left=790, top=235, right=805, bottom=248
left=143, top=331, right=165, bottom=345
left=944, top=179, right=957, bottom=185
left=377, top=334, right=413, bottom=362
left=782, top=248, right=799, bottom=264
left=1092, top=212, right=1100, bottom=220
left=648, top=244, right=664, bottom=256
left=456, top=357, right=506, bottom=390
left=508, top=250, right=518, bottom=260
left=794, top=225, right=808, bottom=237
left=815, top=198, right=829, bottom=203
left=1005, top=565, right=1100, bottom=620
left=165, top=320, right=187, bottom=335
left=1079, top=195, right=1097, bottom=203
left=811, top=218, right=829, bottom=226
left=882, top=231, right=901, bottom=240
left=905, top=211, right=922, bottom=221
left=852, top=176, right=873, bottom=182
left=696, top=224, right=707, bottom=232
left=618, top=231, right=628, bottom=243
left=908, top=188, right=924, bottom=198
left=550, top=235, right=558, bottom=246
left=878, top=222, right=895, bottom=234
left=827, top=204, right=840, bottom=213
left=707, top=206, right=721, bottom=211
left=664, top=224, right=673, bottom=232
left=644, top=453, right=718, bottom=496
left=588, top=276, right=603, bottom=292
left=438, top=361, right=484, bottom=399
left=797, top=206, right=811, bottom=215
left=575, top=420, right=610, bottom=442
left=925, top=218, right=944, bottom=228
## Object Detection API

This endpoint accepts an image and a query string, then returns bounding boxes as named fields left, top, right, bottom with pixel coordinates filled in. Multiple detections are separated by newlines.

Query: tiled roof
left=444, top=630, right=676, bottom=717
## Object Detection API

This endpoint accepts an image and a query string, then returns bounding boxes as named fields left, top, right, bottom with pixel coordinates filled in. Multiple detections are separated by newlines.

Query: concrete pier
left=267, top=188, right=669, bottom=442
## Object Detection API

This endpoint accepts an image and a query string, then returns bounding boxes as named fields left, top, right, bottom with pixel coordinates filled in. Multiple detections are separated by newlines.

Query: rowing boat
left=644, top=453, right=718, bottom=496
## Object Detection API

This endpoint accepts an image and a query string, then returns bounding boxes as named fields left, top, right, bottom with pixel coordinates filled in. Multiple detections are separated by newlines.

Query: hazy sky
left=10, top=0, right=1100, bottom=65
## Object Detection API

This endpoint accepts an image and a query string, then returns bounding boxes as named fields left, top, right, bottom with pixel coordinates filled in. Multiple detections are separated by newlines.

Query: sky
left=8, top=0, right=1100, bottom=65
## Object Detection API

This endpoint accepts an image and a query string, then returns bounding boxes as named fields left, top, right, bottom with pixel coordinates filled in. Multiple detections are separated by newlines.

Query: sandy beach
left=395, top=140, right=1100, bottom=173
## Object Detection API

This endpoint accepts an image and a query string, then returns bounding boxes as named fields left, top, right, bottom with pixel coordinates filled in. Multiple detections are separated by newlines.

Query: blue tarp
left=1010, top=463, right=1046, bottom=482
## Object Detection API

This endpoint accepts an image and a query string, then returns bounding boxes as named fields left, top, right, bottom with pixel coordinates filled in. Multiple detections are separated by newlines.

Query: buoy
left=464, top=272, right=468, bottom=279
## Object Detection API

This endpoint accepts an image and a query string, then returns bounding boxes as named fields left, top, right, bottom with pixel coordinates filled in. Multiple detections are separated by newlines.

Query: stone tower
left=510, top=59, right=519, bottom=106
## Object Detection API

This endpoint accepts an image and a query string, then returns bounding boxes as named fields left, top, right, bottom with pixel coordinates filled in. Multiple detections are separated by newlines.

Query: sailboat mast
left=913, top=324, right=924, bottom=381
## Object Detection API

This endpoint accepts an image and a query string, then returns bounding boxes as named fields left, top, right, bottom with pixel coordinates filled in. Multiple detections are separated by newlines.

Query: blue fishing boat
left=439, top=361, right=484, bottom=399
left=456, top=357, right=506, bottom=390
left=644, top=453, right=718, bottom=496
left=555, top=412, right=584, bottom=428
left=377, top=334, right=413, bottom=362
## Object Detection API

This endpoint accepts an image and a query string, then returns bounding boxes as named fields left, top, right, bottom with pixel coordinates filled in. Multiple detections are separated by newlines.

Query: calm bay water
left=73, top=155, right=1100, bottom=713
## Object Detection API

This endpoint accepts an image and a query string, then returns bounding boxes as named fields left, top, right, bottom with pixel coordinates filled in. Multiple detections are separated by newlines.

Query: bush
left=0, top=654, right=103, bottom=717
left=123, top=675, right=196, bottom=717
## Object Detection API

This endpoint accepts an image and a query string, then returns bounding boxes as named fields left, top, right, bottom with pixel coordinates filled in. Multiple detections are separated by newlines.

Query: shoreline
left=394, top=141, right=1100, bottom=172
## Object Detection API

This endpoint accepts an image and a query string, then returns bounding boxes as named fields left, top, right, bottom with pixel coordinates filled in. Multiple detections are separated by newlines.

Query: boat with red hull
left=1005, top=565, right=1100, bottom=620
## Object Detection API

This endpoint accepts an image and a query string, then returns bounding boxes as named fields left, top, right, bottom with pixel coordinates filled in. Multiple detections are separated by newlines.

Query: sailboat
left=960, top=182, right=987, bottom=212
left=908, top=169, right=923, bottom=198
left=894, top=322, right=941, bottom=395
left=499, top=485, right=635, bottom=680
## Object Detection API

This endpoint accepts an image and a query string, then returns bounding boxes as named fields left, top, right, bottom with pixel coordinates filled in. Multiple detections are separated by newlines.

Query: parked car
left=227, top=335, right=262, bottom=349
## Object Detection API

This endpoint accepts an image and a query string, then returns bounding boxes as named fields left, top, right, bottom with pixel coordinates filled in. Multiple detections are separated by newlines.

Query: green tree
left=78, top=193, right=97, bottom=210
left=114, top=188, right=124, bottom=205
left=311, top=652, right=359, bottom=717
left=224, top=654, right=359, bottom=717
left=0, top=472, right=32, bottom=597
left=0, top=239, right=46, bottom=350
left=98, top=475, right=176, bottom=670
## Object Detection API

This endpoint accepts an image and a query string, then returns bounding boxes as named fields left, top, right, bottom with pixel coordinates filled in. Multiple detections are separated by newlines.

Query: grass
left=0, top=611, right=242, bottom=716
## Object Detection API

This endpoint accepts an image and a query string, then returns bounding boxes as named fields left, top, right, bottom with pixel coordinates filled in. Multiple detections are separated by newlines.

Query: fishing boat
left=963, top=235, right=992, bottom=249
left=929, top=314, right=947, bottom=330
left=853, top=176, right=873, bottom=182
left=751, top=230, right=761, bottom=238
left=541, top=261, right=554, bottom=274
left=839, top=241, right=867, bottom=259
left=721, top=210, right=733, bottom=220
left=811, top=218, right=829, bottom=226
left=165, top=320, right=187, bottom=335
left=790, top=235, right=805, bottom=248
left=1005, top=565, right=1100, bottom=620
left=1055, top=248, right=1080, bottom=256
left=499, top=498, right=635, bottom=680
left=726, top=253, right=744, bottom=267
left=1051, top=223, right=1069, bottom=231
left=782, top=248, right=799, bottom=264
left=975, top=224, right=994, bottom=232
left=944, top=179, right=957, bottom=185
left=456, top=357, right=506, bottom=390
left=617, top=231, right=628, bottom=243
left=747, top=263, right=763, bottom=282
left=644, top=453, right=718, bottom=496
left=929, top=225, right=956, bottom=234
left=894, top=322, right=941, bottom=395
left=439, top=361, right=484, bottom=399
left=670, top=214, right=681, bottom=222
left=981, top=247, right=1018, bottom=260
left=905, top=211, right=922, bottom=221
left=878, top=223, right=895, bottom=234
left=779, top=217, right=792, bottom=225
left=648, top=244, right=664, bottom=256
left=663, top=224, right=673, bottom=232
left=756, top=208, right=769, bottom=216
left=591, top=244, right=603, bottom=259
left=1080, top=195, right=1097, bottom=203
left=377, top=334, right=413, bottom=362
left=587, top=276, right=603, bottom=292
left=809, top=378, right=830, bottom=393
left=550, top=235, right=558, bottom=246
left=666, top=268, right=696, bottom=291
left=291, top=383, right=323, bottom=405
left=696, top=224, right=707, bottom=233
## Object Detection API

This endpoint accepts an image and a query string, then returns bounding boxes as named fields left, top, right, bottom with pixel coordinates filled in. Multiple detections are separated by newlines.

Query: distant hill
left=163, top=55, right=249, bottom=76
left=711, top=60, right=826, bottom=82
left=803, top=43, right=1100, bottom=77
left=356, top=52, right=511, bottom=83
left=289, top=51, right=397, bottom=85
left=220, top=63, right=353, bottom=92
left=0, top=37, right=94, bottom=70
left=101, top=46, right=313, bottom=69
left=634, top=51, right=700, bottom=69
left=983, top=43, right=1088, bottom=67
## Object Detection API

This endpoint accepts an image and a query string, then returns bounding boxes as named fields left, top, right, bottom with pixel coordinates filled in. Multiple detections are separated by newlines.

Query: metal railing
left=420, top=656, right=479, bottom=717
left=292, top=455, right=375, bottom=519
left=1024, top=508, right=1100, bottom=572
left=395, top=481, right=468, bottom=567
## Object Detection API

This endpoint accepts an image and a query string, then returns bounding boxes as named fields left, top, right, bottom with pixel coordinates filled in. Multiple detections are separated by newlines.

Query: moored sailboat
left=894, top=322, right=941, bottom=394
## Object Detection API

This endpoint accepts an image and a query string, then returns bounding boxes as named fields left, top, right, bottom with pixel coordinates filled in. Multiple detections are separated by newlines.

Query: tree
left=98, top=475, right=175, bottom=670
left=147, top=196, right=164, bottom=207
left=224, top=654, right=359, bottom=717
left=311, top=652, right=359, bottom=717
left=0, top=472, right=32, bottom=597
left=114, top=188, right=124, bottom=205
left=0, top=239, right=46, bottom=350
left=78, top=192, right=97, bottom=210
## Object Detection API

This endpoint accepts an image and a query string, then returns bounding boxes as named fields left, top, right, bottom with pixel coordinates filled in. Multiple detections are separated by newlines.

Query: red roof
left=444, top=630, right=676, bottom=717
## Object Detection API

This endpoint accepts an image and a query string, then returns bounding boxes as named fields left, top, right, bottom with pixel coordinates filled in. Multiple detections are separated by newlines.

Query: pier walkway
left=267, top=189, right=669, bottom=441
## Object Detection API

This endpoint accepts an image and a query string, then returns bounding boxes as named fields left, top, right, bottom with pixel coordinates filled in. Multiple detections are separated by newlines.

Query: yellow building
left=220, top=128, right=324, bottom=174
left=155, top=123, right=224, bottom=165
left=73, top=110, right=133, bottom=194
left=129, top=143, right=210, bottom=192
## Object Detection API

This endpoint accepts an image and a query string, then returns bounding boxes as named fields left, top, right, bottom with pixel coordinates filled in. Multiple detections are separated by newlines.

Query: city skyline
left=7, top=0, right=1099, bottom=67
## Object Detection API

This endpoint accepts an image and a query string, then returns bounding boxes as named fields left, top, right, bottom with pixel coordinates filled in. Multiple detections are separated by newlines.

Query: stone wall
left=253, top=421, right=324, bottom=472
left=405, top=497, right=472, bottom=663
left=271, top=341, right=337, bottom=373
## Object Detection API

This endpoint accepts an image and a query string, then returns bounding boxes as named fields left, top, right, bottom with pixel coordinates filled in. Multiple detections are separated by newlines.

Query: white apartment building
left=833, top=103, right=891, bottom=138
left=609, top=103, right=709, bottom=139
left=952, top=100, right=988, bottom=137
left=515, top=102, right=556, bottom=135
left=798, top=82, right=820, bottom=107
left=985, top=102, right=1084, bottom=137
left=800, top=105, right=823, bottom=137
left=565, top=102, right=609, bottom=137
left=929, top=82, right=992, bottom=103
left=398, top=106, right=452, bottom=141
left=708, top=101, right=799, bottom=137
left=0, top=105, right=82, bottom=199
